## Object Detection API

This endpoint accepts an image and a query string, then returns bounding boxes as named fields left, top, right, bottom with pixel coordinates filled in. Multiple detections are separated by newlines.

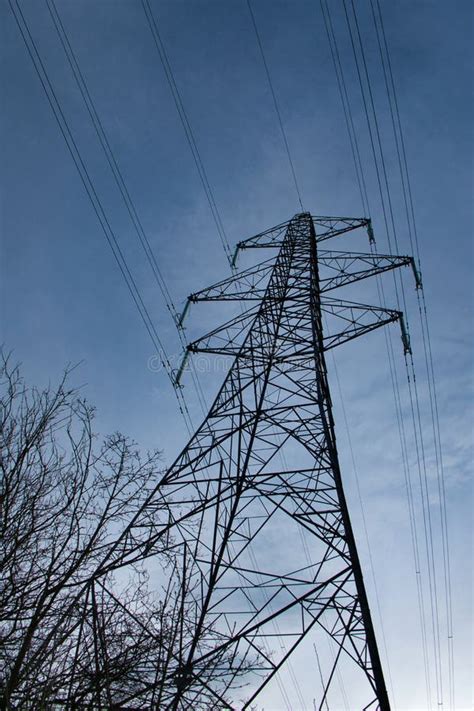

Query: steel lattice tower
left=93, top=212, right=419, bottom=709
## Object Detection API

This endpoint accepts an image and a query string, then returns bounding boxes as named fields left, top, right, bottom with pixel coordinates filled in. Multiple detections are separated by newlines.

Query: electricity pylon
left=106, top=213, right=420, bottom=709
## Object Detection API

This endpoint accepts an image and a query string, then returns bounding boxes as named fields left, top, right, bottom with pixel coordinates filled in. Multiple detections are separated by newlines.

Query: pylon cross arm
left=321, top=298, right=404, bottom=351
left=318, top=251, right=413, bottom=292
left=186, top=300, right=405, bottom=358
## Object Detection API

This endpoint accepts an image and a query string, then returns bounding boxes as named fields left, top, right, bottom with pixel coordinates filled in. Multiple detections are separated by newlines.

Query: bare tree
left=0, top=355, right=171, bottom=707
left=0, top=355, right=252, bottom=710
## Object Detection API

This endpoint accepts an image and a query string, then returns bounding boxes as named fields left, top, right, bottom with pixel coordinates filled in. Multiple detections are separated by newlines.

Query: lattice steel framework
left=37, top=213, right=419, bottom=709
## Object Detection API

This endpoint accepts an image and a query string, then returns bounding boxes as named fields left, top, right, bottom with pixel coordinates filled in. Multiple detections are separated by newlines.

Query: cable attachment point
left=398, top=312, right=412, bottom=355
left=178, top=298, right=193, bottom=329
left=410, top=259, right=423, bottom=290
left=174, top=349, right=191, bottom=387
left=366, top=219, right=376, bottom=245
left=231, top=244, right=240, bottom=269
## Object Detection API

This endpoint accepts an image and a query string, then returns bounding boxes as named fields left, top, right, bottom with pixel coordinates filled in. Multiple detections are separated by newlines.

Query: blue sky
left=1, top=0, right=472, bottom=708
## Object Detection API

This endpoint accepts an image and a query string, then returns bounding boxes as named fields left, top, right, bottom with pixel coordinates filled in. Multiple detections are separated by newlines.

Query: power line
left=140, top=0, right=240, bottom=415
left=45, top=0, right=180, bottom=325
left=320, top=3, right=442, bottom=707
left=369, top=5, right=455, bottom=704
left=246, top=0, right=304, bottom=212
left=8, top=0, right=193, bottom=435
left=349, top=0, right=448, bottom=703
left=141, top=0, right=233, bottom=265
left=347, top=1, right=451, bottom=706
left=45, top=0, right=210, bottom=424
left=46, top=0, right=214, bottom=425
left=319, top=0, right=371, bottom=218
left=139, top=1, right=253, bottom=415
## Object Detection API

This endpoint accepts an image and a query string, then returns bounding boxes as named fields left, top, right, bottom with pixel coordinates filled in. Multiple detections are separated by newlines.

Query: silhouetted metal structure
left=105, top=212, right=417, bottom=709
left=41, top=213, right=418, bottom=709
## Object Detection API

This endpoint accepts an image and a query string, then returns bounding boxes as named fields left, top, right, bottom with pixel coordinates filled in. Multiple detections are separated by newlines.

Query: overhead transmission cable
left=340, top=0, right=403, bottom=312
left=319, top=3, right=423, bottom=704
left=369, top=5, right=454, bottom=705
left=370, top=0, right=420, bottom=266
left=140, top=0, right=243, bottom=415
left=347, top=2, right=443, bottom=705
left=44, top=0, right=179, bottom=325
left=8, top=0, right=193, bottom=435
left=343, top=2, right=448, bottom=708
left=320, top=1, right=436, bottom=707
left=344, top=0, right=413, bottom=353
left=141, top=0, right=233, bottom=266
left=44, top=0, right=210, bottom=422
left=246, top=0, right=304, bottom=212
left=327, top=1, right=447, bottom=707
left=344, top=0, right=440, bottom=676
left=319, top=0, right=371, bottom=217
